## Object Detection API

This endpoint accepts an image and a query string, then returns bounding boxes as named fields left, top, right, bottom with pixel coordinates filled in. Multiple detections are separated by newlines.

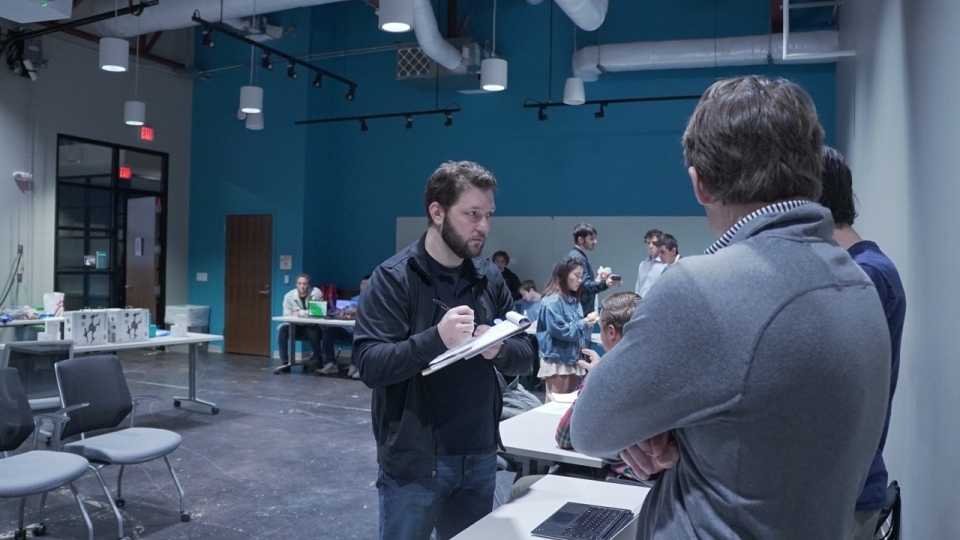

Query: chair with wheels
left=0, top=367, right=93, bottom=540
left=54, top=354, right=190, bottom=540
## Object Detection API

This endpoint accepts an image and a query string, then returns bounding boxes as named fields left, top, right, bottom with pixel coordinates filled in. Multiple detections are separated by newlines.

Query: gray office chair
left=55, top=355, right=189, bottom=540
left=0, top=368, right=93, bottom=540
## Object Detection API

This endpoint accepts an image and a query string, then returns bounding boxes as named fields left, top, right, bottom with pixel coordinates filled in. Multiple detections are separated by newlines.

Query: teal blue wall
left=189, top=9, right=313, bottom=343
left=190, top=1, right=836, bottom=349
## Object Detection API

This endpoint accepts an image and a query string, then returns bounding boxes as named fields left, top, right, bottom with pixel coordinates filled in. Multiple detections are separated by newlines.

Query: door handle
left=258, top=289, right=270, bottom=296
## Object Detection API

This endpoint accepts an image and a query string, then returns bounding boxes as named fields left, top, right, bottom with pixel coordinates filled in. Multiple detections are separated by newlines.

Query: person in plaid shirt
left=555, top=291, right=678, bottom=481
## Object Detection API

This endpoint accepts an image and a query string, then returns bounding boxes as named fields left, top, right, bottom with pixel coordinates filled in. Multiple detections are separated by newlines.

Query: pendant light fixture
left=245, top=112, right=264, bottom=130
left=480, top=0, right=507, bottom=91
left=239, top=45, right=263, bottom=114
left=378, top=0, right=414, bottom=33
left=99, top=1, right=127, bottom=72
left=124, top=16, right=145, bottom=125
left=563, top=26, right=585, bottom=105
left=239, top=4, right=263, bottom=115
left=99, top=38, right=128, bottom=72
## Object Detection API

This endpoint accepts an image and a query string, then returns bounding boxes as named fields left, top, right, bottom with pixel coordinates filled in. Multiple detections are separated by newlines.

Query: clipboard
left=422, top=311, right=531, bottom=375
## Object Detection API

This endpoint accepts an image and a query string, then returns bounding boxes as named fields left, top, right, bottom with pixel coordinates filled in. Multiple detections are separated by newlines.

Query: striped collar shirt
left=704, top=200, right=813, bottom=255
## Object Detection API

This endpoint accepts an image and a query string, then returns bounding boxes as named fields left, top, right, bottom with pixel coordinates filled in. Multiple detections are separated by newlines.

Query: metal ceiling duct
left=572, top=30, right=843, bottom=82
left=554, top=0, right=607, bottom=32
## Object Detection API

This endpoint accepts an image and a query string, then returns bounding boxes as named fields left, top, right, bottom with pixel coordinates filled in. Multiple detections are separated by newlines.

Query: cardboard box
left=107, top=308, right=150, bottom=343
left=63, top=310, right=108, bottom=346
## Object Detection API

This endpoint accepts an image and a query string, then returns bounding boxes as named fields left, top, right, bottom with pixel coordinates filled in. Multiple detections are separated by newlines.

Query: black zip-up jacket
left=354, top=234, right=536, bottom=478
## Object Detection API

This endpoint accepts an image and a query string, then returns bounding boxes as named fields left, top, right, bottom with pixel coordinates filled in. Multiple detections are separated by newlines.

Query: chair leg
left=68, top=482, right=94, bottom=540
left=16, top=496, right=27, bottom=539
left=91, top=465, right=126, bottom=540
left=38, top=491, right=48, bottom=527
left=116, top=465, right=126, bottom=506
left=163, top=455, right=190, bottom=522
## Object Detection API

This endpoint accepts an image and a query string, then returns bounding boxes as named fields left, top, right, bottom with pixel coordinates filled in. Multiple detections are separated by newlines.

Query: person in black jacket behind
left=566, top=222, right=622, bottom=315
left=354, top=161, right=536, bottom=540
left=492, top=250, right=522, bottom=301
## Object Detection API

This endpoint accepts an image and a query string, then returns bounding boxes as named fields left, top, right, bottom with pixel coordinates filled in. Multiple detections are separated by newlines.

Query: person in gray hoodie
left=570, top=75, right=891, bottom=539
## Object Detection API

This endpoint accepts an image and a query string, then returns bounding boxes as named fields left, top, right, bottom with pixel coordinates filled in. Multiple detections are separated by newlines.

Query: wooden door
left=125, top=197, right=159, bottom=321
left=224, top=214, right=273, bottom=356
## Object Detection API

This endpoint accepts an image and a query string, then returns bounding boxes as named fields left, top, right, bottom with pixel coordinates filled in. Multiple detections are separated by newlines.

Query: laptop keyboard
left=560, top=506, right=631, bottom=539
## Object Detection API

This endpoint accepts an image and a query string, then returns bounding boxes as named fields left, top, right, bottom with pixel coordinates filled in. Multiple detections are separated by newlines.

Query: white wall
left=398, top=215, right=715, bottom=306
left=838, top=0, right=960, bottom=536
left=0, top=35, right=193, bottom=318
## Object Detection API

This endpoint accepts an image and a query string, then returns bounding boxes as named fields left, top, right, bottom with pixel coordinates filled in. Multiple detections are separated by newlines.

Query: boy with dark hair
left=566, top=222, right=621, bottom=315
left=491, top=250, right=522, bottom=301
left=517, top=280, right=542, bottom=322
left=635, top=229, right=664, bottom=297
left=820, top=146, right=906, bottom=540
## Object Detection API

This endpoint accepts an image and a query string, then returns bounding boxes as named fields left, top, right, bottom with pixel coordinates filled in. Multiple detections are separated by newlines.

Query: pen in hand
left=433, top=299, right=478, bottom=336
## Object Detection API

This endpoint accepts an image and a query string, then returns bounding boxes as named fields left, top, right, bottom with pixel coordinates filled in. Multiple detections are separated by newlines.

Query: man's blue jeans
left=321, top=326, right=354, bottom=366
left=277, top=323, right=322, bottom=364
left=377, top=453, right=498, bottom=540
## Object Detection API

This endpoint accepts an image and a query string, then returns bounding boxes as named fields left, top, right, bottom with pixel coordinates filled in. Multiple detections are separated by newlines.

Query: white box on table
left=107, top=308, right=150, bottom=343
left=63, top=310, right=108, bottom=346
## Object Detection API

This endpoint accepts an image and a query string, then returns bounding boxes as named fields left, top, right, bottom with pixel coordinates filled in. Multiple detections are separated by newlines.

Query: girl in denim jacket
left=536, top=257, right=598, bottom=401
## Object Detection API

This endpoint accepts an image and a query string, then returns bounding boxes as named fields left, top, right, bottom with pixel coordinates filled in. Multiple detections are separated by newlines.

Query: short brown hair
left=683, top=76, right=823, bottom=205
left=296, top=273, right=311, bottom=283
left=423, top=161, right=498, bottom=218
left=599, top=292, right=641, bottom=333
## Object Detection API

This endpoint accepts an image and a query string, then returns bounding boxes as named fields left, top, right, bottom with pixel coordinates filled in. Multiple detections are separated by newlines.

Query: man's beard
left=441, top=214, right=485, bottom=260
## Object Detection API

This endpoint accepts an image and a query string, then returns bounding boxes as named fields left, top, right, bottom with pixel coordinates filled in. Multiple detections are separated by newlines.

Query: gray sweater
left=571, top=204, right=890, bottom=539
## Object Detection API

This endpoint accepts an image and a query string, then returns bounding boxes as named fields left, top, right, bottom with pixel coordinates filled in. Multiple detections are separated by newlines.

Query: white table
left=74, top=332, right=223, bottom=414
left=0, top=317, right=65, bottom=340
left=454, top=475, right=649, bottom=540
left=271, top=315, right=355, bottom=374
left=500, top=402, right=605, bottom=476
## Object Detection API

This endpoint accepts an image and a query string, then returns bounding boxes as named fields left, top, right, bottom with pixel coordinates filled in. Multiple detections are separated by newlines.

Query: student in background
left=655, top=234, right=681, bottom=266
left=511, top=292, right=663, bottom=503
left=318, top=275, right=370, bottom=379
left=820, top=146, right=906, bottom=540
left=518, top=280, right=542, bottom=322
left=278, top=273, right=324, bottom=371
left=492, top=250, right=523, bottom=301
left=571, top=76, right=890, bottom=539
left=635, top=229, right=664, bottom=297
left=536, top=257, right=598, bottom=402
left=354, top=161, right=535, bottom=540
left=555, top=292, right=668, bottom=481
left=566, top=223, right=621, bottom=315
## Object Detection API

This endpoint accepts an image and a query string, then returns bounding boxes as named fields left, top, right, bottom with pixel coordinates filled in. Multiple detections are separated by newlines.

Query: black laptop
left=531, top=502, right=634, bottom=540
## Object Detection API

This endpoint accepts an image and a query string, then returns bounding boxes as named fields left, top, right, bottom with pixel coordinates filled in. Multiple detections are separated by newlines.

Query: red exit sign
left=119, top=166, right=132, bottom=179
left=140, top=126, right=154, bottom=141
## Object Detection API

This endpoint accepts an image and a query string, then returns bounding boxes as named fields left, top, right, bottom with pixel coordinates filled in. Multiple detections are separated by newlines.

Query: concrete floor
left=1, top=350, right=382, bottom=539
left=1, top=349, right=546, bottom=539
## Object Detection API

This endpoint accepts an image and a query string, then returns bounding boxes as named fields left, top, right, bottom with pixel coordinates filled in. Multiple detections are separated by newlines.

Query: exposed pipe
left=413, top=0, right=462, bottom=70
left=79, top=0, right=347, bottom=37
left=573, top=30, right=842, bottom=82
left=554, top=0, right=607, bottom=32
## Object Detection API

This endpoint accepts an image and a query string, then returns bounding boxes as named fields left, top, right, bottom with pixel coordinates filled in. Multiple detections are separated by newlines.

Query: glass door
left=55, top=136, right=168, bottom=322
